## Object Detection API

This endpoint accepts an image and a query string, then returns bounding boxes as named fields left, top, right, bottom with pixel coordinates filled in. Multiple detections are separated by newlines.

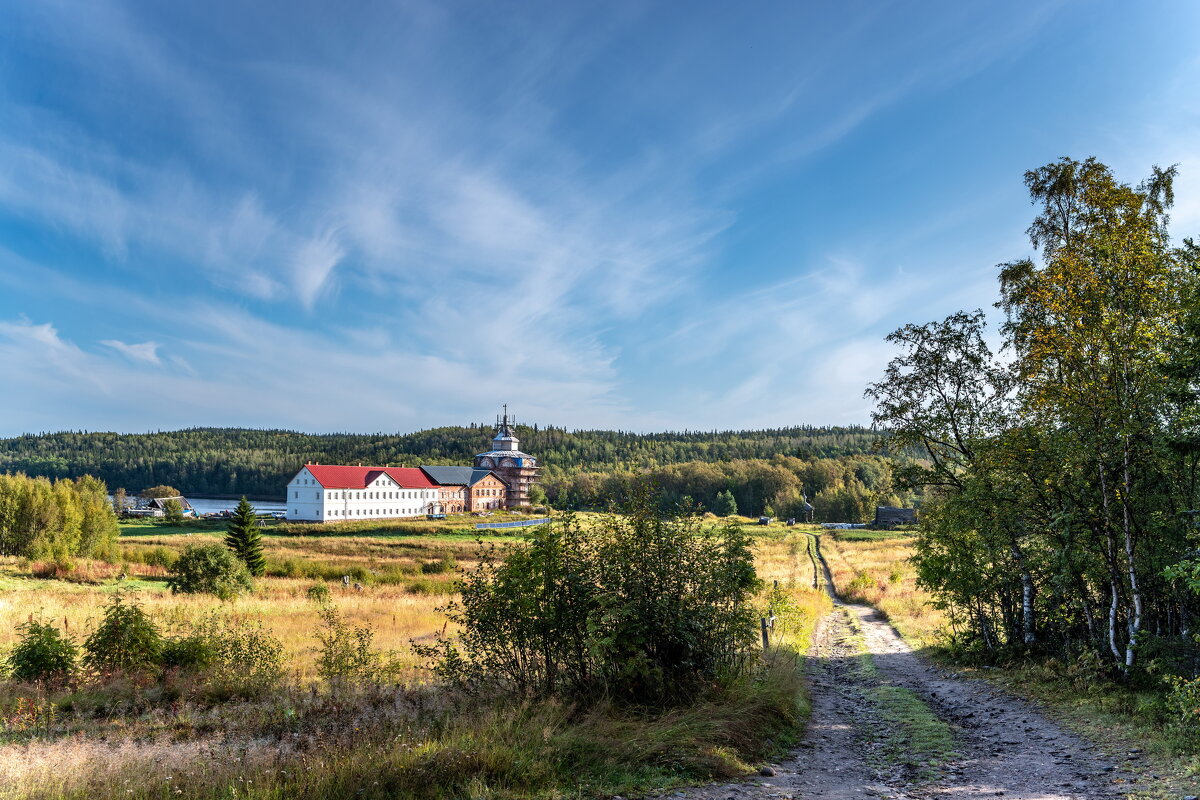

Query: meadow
left=0, top=513, right=832, bottom=800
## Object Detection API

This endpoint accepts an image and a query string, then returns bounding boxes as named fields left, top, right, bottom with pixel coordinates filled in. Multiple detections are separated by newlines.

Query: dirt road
left=667, top=536, right=1139, bottom=800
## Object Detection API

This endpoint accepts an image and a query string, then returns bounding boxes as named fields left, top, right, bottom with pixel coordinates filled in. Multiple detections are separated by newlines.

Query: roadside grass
left=981, top=662, right=1200, bottom=798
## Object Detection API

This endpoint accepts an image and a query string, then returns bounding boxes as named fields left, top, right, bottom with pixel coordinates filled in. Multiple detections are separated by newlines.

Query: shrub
left=168, top=544, right=253, bottom=599
left=160, top=616, right=283, bottom=698
left=195, top=615, right=284, bottom=698
left=161, top=634, right=215, bottom=672
left=83, top=593, right=163, bottom=674
left=315, top=604, right=398, bottom=685
left=421, top=489, right=761, bottom=706
left=1166, top=674, right=1200, bottom=745
left=7, top=620, right=77, bottom=684
left=306, top=582, right=332, bottom=604
left=421, top=554, right=458, bottom=574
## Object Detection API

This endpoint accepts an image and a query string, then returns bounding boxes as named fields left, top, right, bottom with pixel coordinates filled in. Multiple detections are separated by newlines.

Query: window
left=294, top=491, right=298, bottom=499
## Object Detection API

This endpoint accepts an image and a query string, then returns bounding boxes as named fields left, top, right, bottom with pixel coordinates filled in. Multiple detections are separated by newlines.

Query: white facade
left=286, top=467, right=439, bottom=522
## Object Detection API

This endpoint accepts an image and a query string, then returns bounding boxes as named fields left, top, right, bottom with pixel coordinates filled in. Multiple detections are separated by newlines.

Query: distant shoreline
left=190, top=494, right=285, bottom=503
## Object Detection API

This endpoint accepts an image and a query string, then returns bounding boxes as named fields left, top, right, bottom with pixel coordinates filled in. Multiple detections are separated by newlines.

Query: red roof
left=301, top=464, right=437, bottom=490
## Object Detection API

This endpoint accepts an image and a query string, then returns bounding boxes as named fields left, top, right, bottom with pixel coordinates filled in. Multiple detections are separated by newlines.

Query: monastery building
left=285, top=411, right=539, bottom=522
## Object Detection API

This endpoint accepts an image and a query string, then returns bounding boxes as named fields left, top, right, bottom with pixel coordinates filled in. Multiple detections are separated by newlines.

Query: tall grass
left=0, top=518, right=832, bottom=800
left=819, top=531, right=947, bottom=648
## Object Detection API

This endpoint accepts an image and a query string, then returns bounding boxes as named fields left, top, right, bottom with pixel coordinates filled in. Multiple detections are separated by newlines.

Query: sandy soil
left=661, top=540, right=1141, bottom=800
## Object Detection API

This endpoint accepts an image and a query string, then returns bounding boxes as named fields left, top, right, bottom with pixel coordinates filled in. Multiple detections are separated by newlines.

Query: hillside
left=0, top=424, right=880, bottom=499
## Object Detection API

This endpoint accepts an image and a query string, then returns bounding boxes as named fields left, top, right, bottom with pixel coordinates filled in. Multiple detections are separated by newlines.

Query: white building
left=286, top=464, right=441, bottom=522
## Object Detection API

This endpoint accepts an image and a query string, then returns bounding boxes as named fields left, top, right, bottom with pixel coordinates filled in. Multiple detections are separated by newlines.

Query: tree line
left=0, top=472, right=120, bottom=561
left=869, top=157, right=1200, bottom=674
left=0, top=425, right=881, bottom=500
left=546, top=454, right=912, bottom=521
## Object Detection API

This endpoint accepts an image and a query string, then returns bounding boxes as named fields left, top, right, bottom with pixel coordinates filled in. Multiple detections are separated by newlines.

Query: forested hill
left=0, top=425, right=879, bottom=499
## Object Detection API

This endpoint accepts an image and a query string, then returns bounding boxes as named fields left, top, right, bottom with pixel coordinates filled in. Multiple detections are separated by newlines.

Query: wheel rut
left=663, top=534, right=1136, bottom=800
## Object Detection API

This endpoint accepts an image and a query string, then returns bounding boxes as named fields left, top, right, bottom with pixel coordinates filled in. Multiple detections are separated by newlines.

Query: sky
left=1, top=0, right=1199, bottom=436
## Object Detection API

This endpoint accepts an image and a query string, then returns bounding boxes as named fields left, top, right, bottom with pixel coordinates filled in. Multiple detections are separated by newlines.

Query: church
left=284, top=410, right=540, bottom=522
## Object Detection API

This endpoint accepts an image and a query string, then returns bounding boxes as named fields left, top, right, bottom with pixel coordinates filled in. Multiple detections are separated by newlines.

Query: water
left=186, top=497, right=287, bottom=515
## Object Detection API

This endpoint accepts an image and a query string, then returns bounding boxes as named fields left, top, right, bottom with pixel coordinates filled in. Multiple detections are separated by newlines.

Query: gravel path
left=663, top=536, right=1139, bottom=800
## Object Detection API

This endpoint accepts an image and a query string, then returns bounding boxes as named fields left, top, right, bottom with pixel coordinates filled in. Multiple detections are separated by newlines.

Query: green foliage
left=83, top=594, right=163, bottom=675
left=868, top=157, right=1200, bottom=671
left=192, top=615, right=283, bottom=698
left=424, top=492, right=761, bottom=706
left=713, top=489, right=738, bottom=516
left=420, top=553, right=458, bottom=574
left=315, top=604, right=395, bottom=685
left=0, top=472, right=120, bottom=560
left=0, top=424, right=880, bottom=498
left=139, top=485, right=180, bottom=498
left=6, top=620, right=78, bottom=684
left=161, top=497, right=184, bottom=524
left=224, top=497, right=266, bottom=576
left=167, top=543, right=253, bottom=599
left=1166, top=673, right=1200, bottom=745
left=305, top=582, right=331, bottom=604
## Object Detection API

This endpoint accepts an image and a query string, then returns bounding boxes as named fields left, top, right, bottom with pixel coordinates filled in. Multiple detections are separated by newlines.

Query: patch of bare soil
left=663, top=548, right=1140, bottom=800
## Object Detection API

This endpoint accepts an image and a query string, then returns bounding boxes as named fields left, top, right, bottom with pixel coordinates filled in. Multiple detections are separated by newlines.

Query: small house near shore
left=873, top=506, right=917, bottom=529
left=126, top=496, right=196, bottom=518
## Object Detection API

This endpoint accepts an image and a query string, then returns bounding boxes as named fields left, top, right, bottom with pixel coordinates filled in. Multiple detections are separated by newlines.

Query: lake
left=187, top=497, right=287, bottom=515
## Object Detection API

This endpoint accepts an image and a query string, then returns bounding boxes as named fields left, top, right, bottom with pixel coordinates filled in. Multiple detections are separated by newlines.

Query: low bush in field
left=6, top=620, right=78, bottom=684
left=121, top=545, right=178, bottom=569
left=314, top=603, right=401, bottom=686
left=83, top=594, right=163, bottom=675
left=167, top=543, right=252, bottom=599
left=421, top=492, right=761, bottom=707
left=420, top=554, right=458, bottom=574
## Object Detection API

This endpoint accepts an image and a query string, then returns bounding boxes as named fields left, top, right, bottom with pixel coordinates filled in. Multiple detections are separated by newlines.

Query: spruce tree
left=713, top=489, right=738, bottom=517
left=225, top=497, right=266, bottom=576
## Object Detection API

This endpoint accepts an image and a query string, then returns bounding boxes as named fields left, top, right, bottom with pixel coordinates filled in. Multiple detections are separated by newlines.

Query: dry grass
left=0, top=516, right=831, bottom=800
left=819, top=531, right=948, bottom=649
left=0, top=529, right=504, bottom=682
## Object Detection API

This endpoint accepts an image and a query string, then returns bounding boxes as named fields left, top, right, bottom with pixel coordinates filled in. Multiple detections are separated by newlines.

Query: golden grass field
left=817, top=530, right=947, bottom=648
left=0, top=515, right=840, bottom=684
left=0, top=515, right=837, bottom=800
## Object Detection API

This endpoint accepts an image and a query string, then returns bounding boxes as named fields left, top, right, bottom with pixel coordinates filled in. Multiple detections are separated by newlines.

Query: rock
left=759, top=766, right=777, bottom=777
left=1183, top=796, right=1198, bottom=800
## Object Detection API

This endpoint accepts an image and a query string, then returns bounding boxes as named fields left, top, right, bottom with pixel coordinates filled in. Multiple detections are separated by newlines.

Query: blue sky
left=1, top=0, right=1198, bottom=436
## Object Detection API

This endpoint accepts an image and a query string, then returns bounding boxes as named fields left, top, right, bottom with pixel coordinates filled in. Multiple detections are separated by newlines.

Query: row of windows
left=332, top=489, right=428, bottom=500
left=294, top=489, right=435, bottom=500
left=326, top=507, right=426, bottom=517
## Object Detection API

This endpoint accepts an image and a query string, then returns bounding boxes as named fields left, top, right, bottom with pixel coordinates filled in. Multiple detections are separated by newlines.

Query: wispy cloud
left=100, top=339, right=162, bottom=365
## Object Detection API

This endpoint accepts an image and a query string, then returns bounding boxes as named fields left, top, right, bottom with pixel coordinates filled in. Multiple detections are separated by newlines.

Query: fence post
left=760, top=617, right=770, bottom=650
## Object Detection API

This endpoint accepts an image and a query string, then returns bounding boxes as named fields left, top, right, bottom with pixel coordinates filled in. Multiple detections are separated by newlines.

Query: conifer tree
left=713, top=489, right=738, bottom=517
left=225, top=497, right=266, bottom=576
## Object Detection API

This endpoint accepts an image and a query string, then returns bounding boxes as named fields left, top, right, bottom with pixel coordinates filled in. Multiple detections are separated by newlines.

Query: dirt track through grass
left=667, top=533, right=1136, bottom=800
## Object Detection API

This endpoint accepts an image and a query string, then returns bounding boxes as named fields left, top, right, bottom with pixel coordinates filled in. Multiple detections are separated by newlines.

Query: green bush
left=6, top=620, right=78, bottom=683
left=83, top=594, right=163, bottom=674
left=421, top=490, right=760, bottom=707
left=160, top=616, right=283, bottom=698
left=421, top=554, right=458, bottom=574
left=1166, top=674, right=1200, bottom=745
left=315, top=604, right=398, bottom=685
left=306, top=582, right=332, bottom=604
left=194, top=615, right=283, bottom=698
left=168, top=543, right=253, bottom=599
left=161, top=634, right=215, bottom=672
